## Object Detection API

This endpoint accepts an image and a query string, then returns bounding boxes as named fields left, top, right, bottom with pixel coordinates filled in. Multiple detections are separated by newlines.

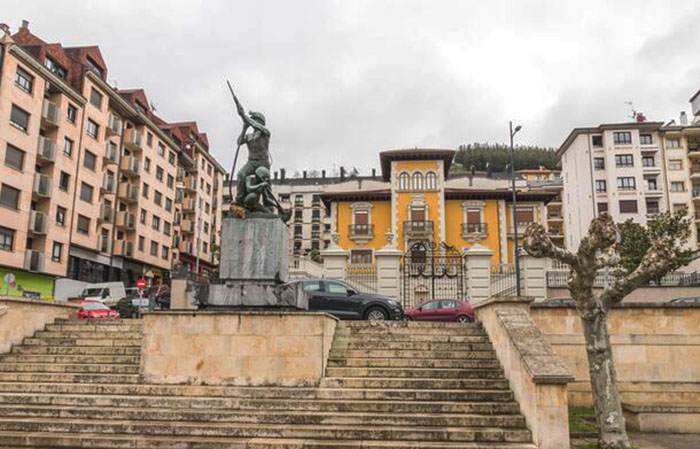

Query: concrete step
left=0, top=431, right=538, bottom=449
left=11, top=345, right=140, bottom=355
left=0, top=405, right=527, bottom=428
left=33, top=331, right=142, bottom=339
left=0, top=418, right=532, bottom=442
left=329, top=349, right=496, bottom=359
left=320, top=377, right=510, bottom=390
left=0, top=392, right=523, bottom=414
left=0, top=383, right=515, bottom=402
left=0, top=354, right=140, bottom=365
left=54, top=318, right=142, bottom=325
left=45, top=323, right=142, bottom=332
left=333, top=334, right=490, bottom=343
left=343, top=321, right=482, bottom=330
left=20, top=338, right=140, bottom=347
left=0, top=372, right=140, bottom=384
left=327, top=357, right=502, bottom=369
left=0, top=363, right=139, bottom=374
left=341, top=341, right=492, bottom=351
left=325, top=367, right=504, bottom=379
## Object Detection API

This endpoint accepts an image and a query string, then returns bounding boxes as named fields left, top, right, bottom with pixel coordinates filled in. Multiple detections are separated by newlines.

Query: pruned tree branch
left=524, top=223, right=578, bottom=268
left=578, top=213, right=618, bottom=260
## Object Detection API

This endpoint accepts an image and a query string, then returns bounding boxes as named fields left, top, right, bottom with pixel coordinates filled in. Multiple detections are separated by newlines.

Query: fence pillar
left=520, top=251, right=547, bottom=301
left=464, top=244, right=494, bottom=304
left=375, top=244, right=402, bottom=300
left=320, top=234, right=348, bottom=280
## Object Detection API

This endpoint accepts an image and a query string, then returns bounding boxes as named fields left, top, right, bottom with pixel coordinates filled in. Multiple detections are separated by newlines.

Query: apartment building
left=0, top=22, right=224, bottom=297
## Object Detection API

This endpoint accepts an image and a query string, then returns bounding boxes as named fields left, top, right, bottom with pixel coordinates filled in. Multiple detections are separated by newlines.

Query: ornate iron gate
left=401, top=241, right=466, bottom=308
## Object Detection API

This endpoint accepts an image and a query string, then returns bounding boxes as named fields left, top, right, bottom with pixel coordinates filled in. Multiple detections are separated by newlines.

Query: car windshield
left=83, top=302, right=109, bottom=311
left=80, top=288, right=104, bottom=297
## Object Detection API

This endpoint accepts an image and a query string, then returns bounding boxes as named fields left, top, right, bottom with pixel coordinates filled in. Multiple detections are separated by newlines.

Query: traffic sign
left=136, top=279, right=147, bottom=290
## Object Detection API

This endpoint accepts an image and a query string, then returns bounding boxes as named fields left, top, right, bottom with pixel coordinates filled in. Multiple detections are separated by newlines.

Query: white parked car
left=74, top=282, right=126, bottom=307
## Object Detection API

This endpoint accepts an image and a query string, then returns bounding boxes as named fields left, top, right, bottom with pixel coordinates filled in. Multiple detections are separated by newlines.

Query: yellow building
left=322, top=149, right=557, bottom=266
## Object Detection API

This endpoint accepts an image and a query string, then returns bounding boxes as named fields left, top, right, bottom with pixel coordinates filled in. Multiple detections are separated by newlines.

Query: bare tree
left=524, top=213, right=679, bottom=449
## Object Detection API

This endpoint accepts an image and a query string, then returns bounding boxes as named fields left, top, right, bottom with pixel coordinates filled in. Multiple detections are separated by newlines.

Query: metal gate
left=401, top=241, right=466, bottom=309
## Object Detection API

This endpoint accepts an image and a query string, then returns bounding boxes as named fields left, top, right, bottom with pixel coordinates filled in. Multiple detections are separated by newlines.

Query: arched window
left=398, top=172, right=410, bottom=190
left=425, top=171, right=437, bottom=190
left=412, top=172, right=424, bottom=191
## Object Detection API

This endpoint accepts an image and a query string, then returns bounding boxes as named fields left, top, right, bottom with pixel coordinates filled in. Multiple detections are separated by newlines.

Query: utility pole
left=509, top=121, right=523, bottom=296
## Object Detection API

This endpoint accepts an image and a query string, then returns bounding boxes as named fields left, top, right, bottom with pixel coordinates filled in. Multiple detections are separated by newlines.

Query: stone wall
left=547, top=285, right=700, bottom=303
left=141, top=311, right=338, bottom=386
left=0, top=296, right=78, bottom=353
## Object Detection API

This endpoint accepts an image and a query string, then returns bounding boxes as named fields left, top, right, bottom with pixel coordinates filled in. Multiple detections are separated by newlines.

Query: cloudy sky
left=4, top=1, right=700, bottom=175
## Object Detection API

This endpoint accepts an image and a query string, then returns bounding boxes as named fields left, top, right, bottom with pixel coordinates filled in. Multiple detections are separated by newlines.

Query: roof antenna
left=625, top=101, right=636, bottom=120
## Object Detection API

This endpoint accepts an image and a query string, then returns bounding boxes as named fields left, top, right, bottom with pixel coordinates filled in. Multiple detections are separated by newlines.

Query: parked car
left=72, top=282, right=126, bottom=307
left=289, top=279, right=403, bottom=321
left=404, top=299, right=474, bottom=323
left=544, top=296, right=575, bottom=305
left=77, top=301, right=120, bottom=320
left=668, top=296, right=700, bottom=304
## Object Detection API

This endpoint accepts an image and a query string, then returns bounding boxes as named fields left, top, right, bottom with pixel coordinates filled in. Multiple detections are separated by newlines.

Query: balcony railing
left=32, top=174, right=52, bottom=198
left=37, top=136, right=56, bottom=163
left=116, top=211, right=135, bottom=229
left=99, top=203, right=114, bottom=222
left=41, top=100, right=60, bottom=127
left=98, top=235, right=112, bottom=253
left=461, top=222, right=487, bottom=237
left=125, top=129, right=144, bottom=151
left=24, top=250, right=45, bottom=272
left=182, top=198, right=195, bottom=212
left=28, top=211, right=47, bottom=235
left=403, top=220, right=434, bottom=235
left=118, top=183, right=139, bottom=203
left=349, top=224, right=374, bottom=238
left=182, top=219, right=195, bottom=233
left=101, top=174, right=117, bottom=194
left=107, top=114, right=122, bottom=137
left=113, top=240, right=133, bottom=257
left=104, top=143, right=118, bottom=165
left=120, top=156, right=140, bottom=176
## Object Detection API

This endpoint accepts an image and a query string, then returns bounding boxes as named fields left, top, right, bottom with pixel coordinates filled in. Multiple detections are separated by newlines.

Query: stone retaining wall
left=0, top=296, right=78, bottom=353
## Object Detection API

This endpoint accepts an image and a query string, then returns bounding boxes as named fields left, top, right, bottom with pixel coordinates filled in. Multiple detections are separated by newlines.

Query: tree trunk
left=580, top=308, right=630, bottom=448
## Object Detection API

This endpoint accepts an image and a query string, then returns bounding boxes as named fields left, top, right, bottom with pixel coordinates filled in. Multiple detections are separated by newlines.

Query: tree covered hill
left=454, top=142, right=558, bottom=172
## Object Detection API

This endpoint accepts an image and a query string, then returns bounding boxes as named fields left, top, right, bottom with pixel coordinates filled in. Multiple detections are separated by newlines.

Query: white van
left=75, top=282, right=126, bottom=307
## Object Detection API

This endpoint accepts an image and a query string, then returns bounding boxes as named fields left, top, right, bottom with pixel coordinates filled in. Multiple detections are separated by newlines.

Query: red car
left=404, top=299, right=474, bottom=323
left=77, top=301, right=120, bottom=320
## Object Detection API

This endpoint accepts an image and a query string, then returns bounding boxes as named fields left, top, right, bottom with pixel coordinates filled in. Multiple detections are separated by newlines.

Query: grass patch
left=570, top=406, right=597, bottom=434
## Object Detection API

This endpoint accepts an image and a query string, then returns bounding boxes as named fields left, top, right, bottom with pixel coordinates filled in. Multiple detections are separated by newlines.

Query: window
left=646, top=178, right=658, bottom=191
left=326, top=280, right=351, bottom=294
left=4, top=144, right=24, bottom=171
left=0, top=184, right=20, bottom=209
left=77, top=215, right=90, bottom=234
left=425, top=171, right=437, bottom=190
left=515, top=207, right=534, bottom=227
left=302, top=281, right=321, bottom=292
left=80, top=182, right=94, bottom=203
left=85, top=57, right=103, bottom=77
left=597, top=202, right=608, bottom=214
left=63, top=138, right=74, bottom=157
left=152, top=216, right=160, bottom=231
left=640, top=134, right=653, bottom=145
left=89, top=88, right=103, bottom=110
left=165, top=198, right=172, bottom=212
left=142, top=182, right=149, bottom=199
left=86, top=119, right=99, bottom=139
left=138, top=236, right=145, bottom=252
left=646, top=201, right=660, bottom=214
left=398, top=172, right=410, bottom=190
left=617, top=177, right=636, bottom=190
left=167, top=174, right=174, bottom=189
left=668, top=159, right=683, bottom=170
left=206, top=183, right=211, bottom=195
left=619, top=200, right=638, bottom=214
left=593, top=158, right=604, bottom=170
left=161, top=245, right=169, bottom=260
left=15, top=66, right=33, bottom=93
left=207, top=164, right=212, bottom=176
left=158, top=143, right=165, bottom=157
left=350, top=249, right=373, bottom=265
left=150, top=241, right=158, bottom=256
left=294, top=209, right=302, bottom=221
left=146, top=132, right=153, bottom=147
left=412, top=172, right=424, bottom=191
left=83, top=150, right=97, bottom=171
left=59, top=171, right=70, bottom=191
left=615, top=154, right=634, bottom=167
left=205, top=202, right=210, bottom=214
left=203, top=242, right=208, bottom=253
left=56, top=206, right=66, bottom=226
left=144, top=157, right=151, bottom=172
left=156, top=166, right=164, bottom=182
left=613, top=132, right=632, bottom=145
left=168, top=151, right=176, bottom=165
left=154, top=191, right=162, bottom=206
left=164, top=221, right=171, bottom=236
left=67, top=104, right=77, bottom=124
left=595, top=180, right=607, bottom=193
left=204, top=222, right=209, bottom=234
left=10, top=105, right=29, bottom=132
left=140, top=208, right=147, bottom=224
left=51, top=242, right=63, bottom=262
left=294, top=225, right=302, bottom=236
left=44, top=57, right=66, bottom=79
left=642, top=156, right=655, bottom=167
left=671, top=181, right=686, bottom=192
left=592, top=135, right=603, bottom=147
left=0, top=226, right=14, bottom=251
left=666, top=138, right=681, bottom=148
left=674, top=203, right=688, bottom=214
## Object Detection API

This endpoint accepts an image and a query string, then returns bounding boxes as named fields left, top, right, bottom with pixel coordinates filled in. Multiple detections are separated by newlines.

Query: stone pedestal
left=207, top=216, right=306, bottom=308
left=375, top=247, right=402, bottom=299
left=320, top=245, right=348, bottom=280
left=464, top=244, right=494, bottom=304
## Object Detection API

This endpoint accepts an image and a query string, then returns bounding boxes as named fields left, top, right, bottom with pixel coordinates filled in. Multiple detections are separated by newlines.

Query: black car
left=290, top=279, right=403, bottom=321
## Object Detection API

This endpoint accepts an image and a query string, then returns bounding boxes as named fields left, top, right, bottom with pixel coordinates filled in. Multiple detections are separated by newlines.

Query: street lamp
left=509, top=121, right=522, bottom=296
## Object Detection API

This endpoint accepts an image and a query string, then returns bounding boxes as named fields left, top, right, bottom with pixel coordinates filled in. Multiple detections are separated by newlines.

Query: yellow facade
left=394, top=160, right=442, bottom=251
left=337, top=201, right=392, bottom=250
left=444, top=200, right=501, bottom=263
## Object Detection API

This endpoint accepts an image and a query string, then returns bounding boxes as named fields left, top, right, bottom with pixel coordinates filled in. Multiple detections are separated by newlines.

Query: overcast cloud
left=4, top=1, right=700, bottom=175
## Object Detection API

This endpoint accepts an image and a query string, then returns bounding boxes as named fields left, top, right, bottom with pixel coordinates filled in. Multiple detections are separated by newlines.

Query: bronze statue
left=227, top=81, right=290, bottom=222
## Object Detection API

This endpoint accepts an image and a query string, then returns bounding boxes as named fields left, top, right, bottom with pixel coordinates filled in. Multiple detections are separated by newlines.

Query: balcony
left=349, top=223, right=375, bottom=243
left=41, top=100, right=60, bottom=128
left=689, top=147, right=700, bottom=159
left=183, top=176, right=197, bottom=192
left=116, top=211, right=135, bottom=230
left=98, top=203, right=114, bottom=223
left=294, top=200, right=304, bottom=208
left=32, top=174, right=52, bottom=198
left=101, top=173, right=117, bottom=195
left=124, top=128, right=144, bottom=152
left=182, top=198, right=195, bottom=212
left=176, top=167, right=186, bottom=182
left=181, top=219, right=195, bottom=234
left=103, top=143, right=118, bottom=165
left=403, top=220, right=434, bottom=237
left=28, top=211, right=48, bottom=235
left=179, top=241, right=194, bottom=255
left=510, top=221, right=533, bottom=236
left=172, top=234, right=180, bottom=247
left=693, top=188, right=700, bottom=201
left=120, top=156, right=140, bottom=176
left=641, top=160, right=661, bottom=172
left=644, top=186, right=663, bottom=197
left=461, top=222, right=487, bottom=239
left=113, top=240, right=133, bottom=257
left=118, top=183, right=139, bottom=203
left=106, top=114, right=122, bottom=137
left=37, top=136, right=56, bottom=163
left=98, top=235, right=112, bottom=254
left=24, top=250, right=45, bottom=272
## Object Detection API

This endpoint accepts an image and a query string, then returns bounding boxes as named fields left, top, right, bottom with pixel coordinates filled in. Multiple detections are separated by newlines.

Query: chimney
left=681, top=111, right=689, bottom=126
left=340, top=166, right=346, bottom=181
left=371, top=168, right=376, bottom=177
left=303, top=170, right=307, bottom=179
left=20, top=20, right=29, bottom=30
left=321, top=170, right=326, bottom=179
left=635, top=112, right=646, bottom=123
left=280, top=168, right=286, bottom=181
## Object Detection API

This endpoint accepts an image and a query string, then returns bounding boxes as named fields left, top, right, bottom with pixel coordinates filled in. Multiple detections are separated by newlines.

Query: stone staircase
left=0, top=318, right=536, bottom=448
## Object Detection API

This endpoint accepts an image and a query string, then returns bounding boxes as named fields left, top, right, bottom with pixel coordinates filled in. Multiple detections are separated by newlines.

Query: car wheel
left=365, top=307, right=388, bottom=321
left=456, top=315, right=473, bottom=323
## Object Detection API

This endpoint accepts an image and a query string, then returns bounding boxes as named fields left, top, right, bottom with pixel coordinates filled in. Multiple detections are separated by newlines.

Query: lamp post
left=509, top=121, right=522, bottom=296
